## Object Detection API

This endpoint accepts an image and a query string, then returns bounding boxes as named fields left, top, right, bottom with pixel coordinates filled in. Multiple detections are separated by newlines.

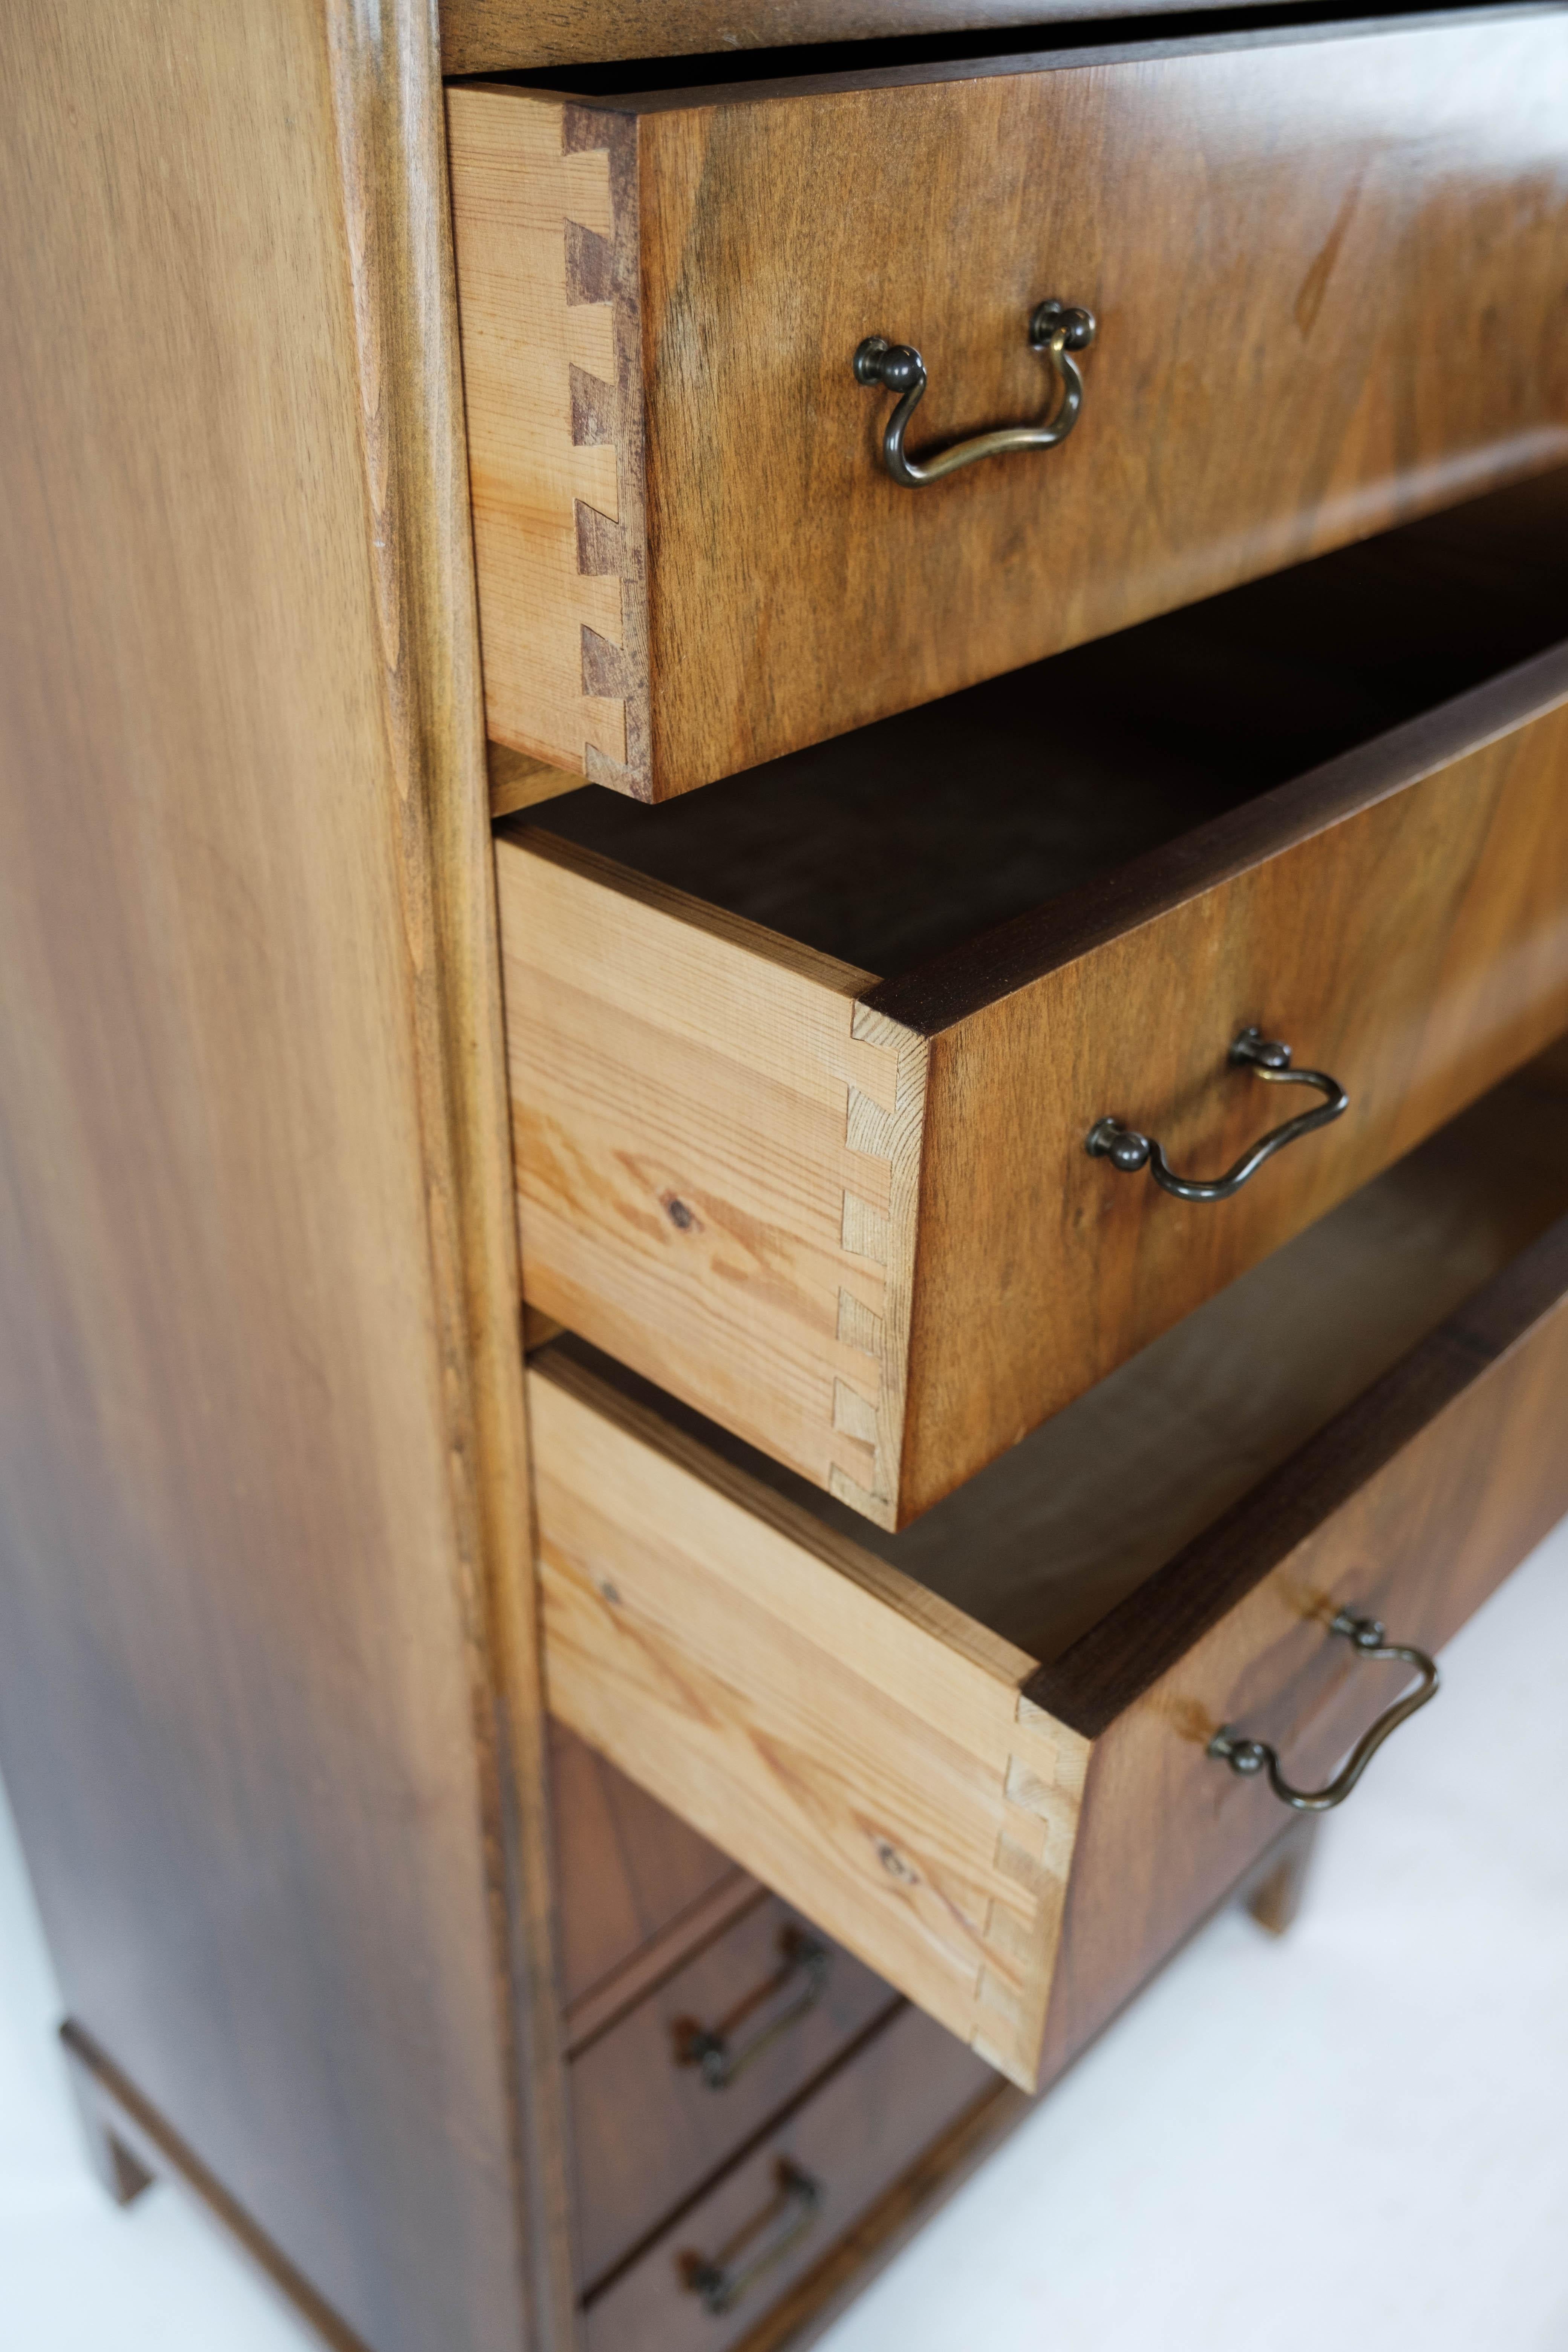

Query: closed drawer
left=582, top=2000, right=994, bottom=2352
left=531, top=1067, right=1568, bottom=2094
left=498, top=477, right=1568, bottom=1525
left=571, top=1891, right=895, bottom=2290
left=551, top=1720, right=753, bottom=2015
left=447, top=14, right=1568, bottom=801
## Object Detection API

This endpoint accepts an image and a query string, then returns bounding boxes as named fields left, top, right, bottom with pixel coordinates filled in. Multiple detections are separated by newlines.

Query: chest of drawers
left=2, top=6, right=1565, bottom=2352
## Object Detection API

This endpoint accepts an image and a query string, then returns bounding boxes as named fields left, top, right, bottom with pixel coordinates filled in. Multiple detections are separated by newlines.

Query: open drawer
left=498, top=475, right=1568, bottom=1525
left=447, top=11, right=1568, bottom=798
left=529, top=1067, right=1568, bottom=2094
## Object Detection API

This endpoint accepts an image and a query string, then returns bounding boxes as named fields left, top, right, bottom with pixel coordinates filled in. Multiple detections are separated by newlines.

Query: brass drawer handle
left=853, top=299, right=1096, bottom=487
left=674, top=1925, right=830, bottom=2091
left=681, top=2159, right=824, bottom=2315
left=1086, top=1027, right=1349, bottom=1203
left=1208, top=1608, right=1439, bottom=1812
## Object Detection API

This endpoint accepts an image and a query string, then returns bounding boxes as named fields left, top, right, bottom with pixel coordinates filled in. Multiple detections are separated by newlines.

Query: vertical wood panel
left=0, top=6, right=562, bottom=2347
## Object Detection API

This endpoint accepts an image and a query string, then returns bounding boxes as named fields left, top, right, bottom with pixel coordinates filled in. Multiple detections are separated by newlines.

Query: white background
left=3, top=1516, right=1565, bottom=2352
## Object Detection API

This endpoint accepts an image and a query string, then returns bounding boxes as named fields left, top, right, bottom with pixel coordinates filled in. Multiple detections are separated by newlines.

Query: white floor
left=3, top=1519, right=1566, bottom=2352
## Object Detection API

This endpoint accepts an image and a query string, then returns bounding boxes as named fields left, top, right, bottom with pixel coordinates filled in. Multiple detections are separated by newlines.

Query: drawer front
left=448, top=18, right=1568, bottom=799
left=529, top=1211, right=1568, bottom=2094
left=501, top=652, right=1568, bottom=1527
left=572, top=1893, right=895, bottom=2289
left=581, top=2001, right=996, bottom=2352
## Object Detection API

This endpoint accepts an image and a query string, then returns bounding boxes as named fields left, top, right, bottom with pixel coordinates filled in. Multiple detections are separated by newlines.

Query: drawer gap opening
left=516, top=467, right=1568, bottom=988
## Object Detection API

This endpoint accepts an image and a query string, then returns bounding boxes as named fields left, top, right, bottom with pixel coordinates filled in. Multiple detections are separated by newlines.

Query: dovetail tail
left=841, top=1192, right=889, bottom=1263
left=832, top=1379, right=880, bottom=1447
left=836, top=1289, right=883, bottom=1358
left=994, top=1829, right=1052, bottom=1901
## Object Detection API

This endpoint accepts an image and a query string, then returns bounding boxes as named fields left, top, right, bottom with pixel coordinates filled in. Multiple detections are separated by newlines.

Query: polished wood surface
left=571, top=1894, right=895, bottom=2289
left=502, top=612, right=1568, bottom=1526
left=526, top=1097, right=1568, bottom=2091
left=450, top=15, right=1568, bottom=796
left=0, top=8, right=559, bottom=2347
left=581, top=2003, right=996, bottom=2352
left=1030, top=1213, right=1568, bottom=2084
left=893, top=644, right=1568, bottom=1516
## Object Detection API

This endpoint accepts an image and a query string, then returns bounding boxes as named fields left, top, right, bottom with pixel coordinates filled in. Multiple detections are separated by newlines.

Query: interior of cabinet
left=550, top=1058, right=1568, bottom=1663
left=525, top=467, right=1568, bottom=980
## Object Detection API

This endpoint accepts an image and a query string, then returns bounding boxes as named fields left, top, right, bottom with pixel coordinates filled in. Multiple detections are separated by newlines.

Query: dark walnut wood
left=580, top=2002, right=996, bottom=2352
left=449, top=14, right=1568, bottom=796
left=570, top=1893, right=896, bottom=2290
left=0, top=7, right=565, bottom=2350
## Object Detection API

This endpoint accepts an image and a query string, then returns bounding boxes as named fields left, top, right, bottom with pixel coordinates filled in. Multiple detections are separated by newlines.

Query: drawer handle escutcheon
left=681, top=2159, right=824, bottom=2315
left=1208, top=1608, right=1439, bottom=1812
left=674, top=1925, right=831, bottom=2091
left=1086, top=1027, right=1348, bottom=1203
left=853, top=299, right=1096, bottom=487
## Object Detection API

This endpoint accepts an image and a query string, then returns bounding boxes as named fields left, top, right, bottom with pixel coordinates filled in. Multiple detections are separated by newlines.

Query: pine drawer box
left=446, top=11, right=1568, bottom=799
left=530, top=1070, right=1568, bottom=2095
left=498, top=480, right=1568, bottom=1527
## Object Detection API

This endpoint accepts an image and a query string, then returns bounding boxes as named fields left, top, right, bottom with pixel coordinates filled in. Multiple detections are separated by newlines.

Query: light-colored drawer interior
left=531, top=1065, right=1568, bottom=2091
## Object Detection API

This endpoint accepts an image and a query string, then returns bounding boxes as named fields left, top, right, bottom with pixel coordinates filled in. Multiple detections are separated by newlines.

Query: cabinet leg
left=61, top=2035, right=155, bottom=2207
left=1244, top=1815, right=1321, bottom=1938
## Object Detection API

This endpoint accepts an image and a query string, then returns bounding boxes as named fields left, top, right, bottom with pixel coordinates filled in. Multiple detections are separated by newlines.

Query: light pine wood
left=529, top=1352, right=1090, bottom=2092
left=0, top=7, right=565, bottom=2350
left=499, top=831, right=929, bottom=1524
left=529, top=1161, right=1568, bottom=2093
left=449, top=18, right=1568, bottom=798
left=448, top=90, right=648, bottom=788
left=500, top=646, right=1568, bottom=1525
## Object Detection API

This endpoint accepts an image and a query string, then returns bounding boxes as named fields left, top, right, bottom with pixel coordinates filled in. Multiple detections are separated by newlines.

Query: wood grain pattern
left=581, top=2003, right=996, bottom=2352
left=1030, top=1214, right=1568, bottom=2086
left=528, top=1175, right=1568, bottom=2090
left=448, top=88, right=649, bottom=788
left=490, top=742, right=585, bottom=819
left=893, top=650, right=1568, bottom=1517
left=0, top=9, right=559, bottom=2349
left=498, top=829, right=928, bottom=1526
left=451, top=17, right=1568, bottom=796
left=503, top=646, right=1568, bottom=1525
left=571, top=1895, right=895, bottom=2289
left=530, top=1351, right=1090, bottom=2091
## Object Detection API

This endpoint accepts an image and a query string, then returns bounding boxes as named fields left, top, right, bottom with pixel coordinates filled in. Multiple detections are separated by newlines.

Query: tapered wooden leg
left=1244, top=1815, right=1322, bottom=1938
left=61, top=2031, right=155, bottom=2207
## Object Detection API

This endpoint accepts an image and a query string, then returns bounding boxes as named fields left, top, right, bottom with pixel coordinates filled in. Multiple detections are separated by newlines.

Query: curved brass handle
left=853, top=299, right=1096, bottom=487
left=1208, top=1608, right=1439, bottom=1813
left=1086, top=1027, right=1349, bottom=1203
left=682, top=2160, right=824, bottom=2315
left=674, top=1926, right=830, bottom=2091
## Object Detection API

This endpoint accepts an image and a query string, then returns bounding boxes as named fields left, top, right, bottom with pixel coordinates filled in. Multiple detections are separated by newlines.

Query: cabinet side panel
left=0, top=9, right=541, bottom=2349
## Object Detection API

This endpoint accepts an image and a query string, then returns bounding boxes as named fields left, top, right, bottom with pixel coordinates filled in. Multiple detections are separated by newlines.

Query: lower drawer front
left=573, top=1893, right=896, bottom=2290
left=531, top=1086, right=1568, bottom=2094
left=582, top=2002, right=996, bottom=2352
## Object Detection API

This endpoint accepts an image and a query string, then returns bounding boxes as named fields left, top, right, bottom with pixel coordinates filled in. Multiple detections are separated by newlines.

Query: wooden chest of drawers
left=3, top=8, right=1566, bottom=2352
